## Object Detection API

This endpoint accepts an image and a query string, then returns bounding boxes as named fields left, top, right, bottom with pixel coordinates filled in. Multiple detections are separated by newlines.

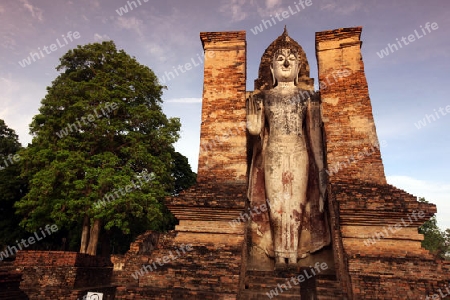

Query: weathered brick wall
left=197, top=31, right=247, bottom=184
left=329, top=181, right=450, bottom=299
left=348, top=258, right=450, bottom=299
left=331, top=181, right=435, bottom=258
left=0, top=262, right=29, bottom=300
left=316, top=27, right=386, bottom=185
left=316, top=27, right=450, bottom=299
left=114, top=230, right=246, bottom=300
left=14, top=251, right=114, bottom=300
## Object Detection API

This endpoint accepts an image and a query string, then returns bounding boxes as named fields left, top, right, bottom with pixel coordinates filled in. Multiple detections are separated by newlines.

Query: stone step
left=244, top=270, right=302, bottom=291
left=244, top=276, right=301, bottom=293
left=241, top=271, right=344, bottom=299
left=240, top=289, right=300, bottom=299
left=316, top=274, right=345, bottom=299
left=242, top=270, right=301, bottom=299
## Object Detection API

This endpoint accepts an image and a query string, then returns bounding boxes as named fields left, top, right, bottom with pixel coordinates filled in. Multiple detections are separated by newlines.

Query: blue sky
left=0, top=0, right=449, bottom=229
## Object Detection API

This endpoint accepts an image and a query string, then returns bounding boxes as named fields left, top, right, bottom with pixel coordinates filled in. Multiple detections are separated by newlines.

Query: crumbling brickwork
left=114, top=230, right=246, bottom=299
left=0, top=262, right=28, bottom=300
left=14, top=251, right=115, bottom=300
left=197, top=31, right=247, bottom=184
left=317, top=27, right=450, bottom=299
left=316, top=27, right=386, bottom=185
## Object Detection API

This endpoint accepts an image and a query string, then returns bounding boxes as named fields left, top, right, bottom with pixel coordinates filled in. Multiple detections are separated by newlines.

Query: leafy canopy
left=15, top=41, right=182, bottom=243
left=418, top=198, right=450, bottom=260
left=0, top=119, right=27, bottom=250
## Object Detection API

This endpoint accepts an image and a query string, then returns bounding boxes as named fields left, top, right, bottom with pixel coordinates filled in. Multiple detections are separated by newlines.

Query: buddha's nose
left=284, top=59, right=290, bottom=68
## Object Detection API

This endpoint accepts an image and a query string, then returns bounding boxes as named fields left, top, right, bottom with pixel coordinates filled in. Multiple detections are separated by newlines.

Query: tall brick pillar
left=197, top=31, right=247, bottom=184
left=314, top=28, right=446, bottom=300
left=160, top=32, right=249, bottom=299
left=316, top=27, right=386, bottom=184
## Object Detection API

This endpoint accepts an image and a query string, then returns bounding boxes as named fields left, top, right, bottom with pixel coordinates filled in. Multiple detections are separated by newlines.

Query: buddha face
left=271, top=49, right=299, bottom=84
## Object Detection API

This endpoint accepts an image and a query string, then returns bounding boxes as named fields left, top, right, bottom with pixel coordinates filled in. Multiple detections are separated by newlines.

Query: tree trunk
left=86, top=219, right=102, bottom=255
left=79, top=215, right=90, bottom=253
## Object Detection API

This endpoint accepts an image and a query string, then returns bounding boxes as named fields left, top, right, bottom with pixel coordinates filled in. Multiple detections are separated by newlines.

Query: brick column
left=197, top=31, right=247, bottom=184
left=316, top=27, right=386, bottom=185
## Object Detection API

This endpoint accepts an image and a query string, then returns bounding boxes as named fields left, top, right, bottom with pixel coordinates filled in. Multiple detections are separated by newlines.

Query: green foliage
left=418, top=197, right=450, bottom=260
left=0, top=119, right=27, bottom=250
left=444, top=229, right=450, bottom=259
left=171, top=151, right=196, bottom=196
left=105, top=152, right=196, bottom=254
left=14, top=41, right=184, bottom=253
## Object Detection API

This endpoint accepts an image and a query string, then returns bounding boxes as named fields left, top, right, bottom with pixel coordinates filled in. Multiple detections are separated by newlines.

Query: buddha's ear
left=295, top=63, right=301, bottom=85
left=270, top=64, right=277, bottom=87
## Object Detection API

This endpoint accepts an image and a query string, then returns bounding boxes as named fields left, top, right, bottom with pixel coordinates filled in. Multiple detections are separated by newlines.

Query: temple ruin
left=8, top=27, right=450, bottom=300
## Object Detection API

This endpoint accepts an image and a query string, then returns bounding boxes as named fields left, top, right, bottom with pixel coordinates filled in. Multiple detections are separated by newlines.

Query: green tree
left=15, top=41, right=182, bottom=255
left=0, top=119, right=27, bottom=251
left=443, top=229, right=450, bottom=259
left=418, top=197, right=450, bottom=260
left=171, top=151, right=196, bottom=196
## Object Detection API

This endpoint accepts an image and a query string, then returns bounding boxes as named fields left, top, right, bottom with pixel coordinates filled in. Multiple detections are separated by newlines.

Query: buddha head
left=254, top=26, right=313, bottom=91
left=271, top=48, right=300, bottom=86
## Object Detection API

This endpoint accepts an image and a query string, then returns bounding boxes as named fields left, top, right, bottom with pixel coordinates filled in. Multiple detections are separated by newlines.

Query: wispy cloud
left=0, top=75, right=43, bottom=146
left=258, top=0, right=284, bottom=16
left=265, top=0, right=282, bottom=9
left=88, top=0, right=100, bottom=9
left=94, top=33, right=111, bottom=42
left=219, top=0, right=285, bottom=21
left=220, top=0, right=248, bottom=22
left=116, top=7, right=198, bottom=64
left=1, top=32, right=17, bottom=51
left=19, top=0, right=44, bottom=22
left=0, top=76, right=18, bottom=111
left=144, top=43, right=167, bottom=63
left=319, top=0, right=362, bottom=15
left=115, top=16, right=145, bottom=38
left=166, top=98, right=202, bottom=104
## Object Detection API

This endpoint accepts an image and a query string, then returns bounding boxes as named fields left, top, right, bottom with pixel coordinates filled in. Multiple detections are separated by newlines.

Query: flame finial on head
left=275, top=26, right=297, bottom=56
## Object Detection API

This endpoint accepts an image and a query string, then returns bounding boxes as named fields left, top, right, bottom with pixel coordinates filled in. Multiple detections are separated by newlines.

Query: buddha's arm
left=307, top=96, right=327, bottom=212
left=246, top=92, right=263, bottom=136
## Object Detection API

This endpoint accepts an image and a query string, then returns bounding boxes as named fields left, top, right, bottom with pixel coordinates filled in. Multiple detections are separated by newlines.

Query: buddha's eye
left=289, top=55, right=296, bottom=61
left=277, top=56, right=285, bottom=61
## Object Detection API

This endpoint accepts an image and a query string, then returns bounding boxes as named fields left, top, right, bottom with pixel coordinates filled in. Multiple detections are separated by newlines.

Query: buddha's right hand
left=246, top=94, right=262, bottom=135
